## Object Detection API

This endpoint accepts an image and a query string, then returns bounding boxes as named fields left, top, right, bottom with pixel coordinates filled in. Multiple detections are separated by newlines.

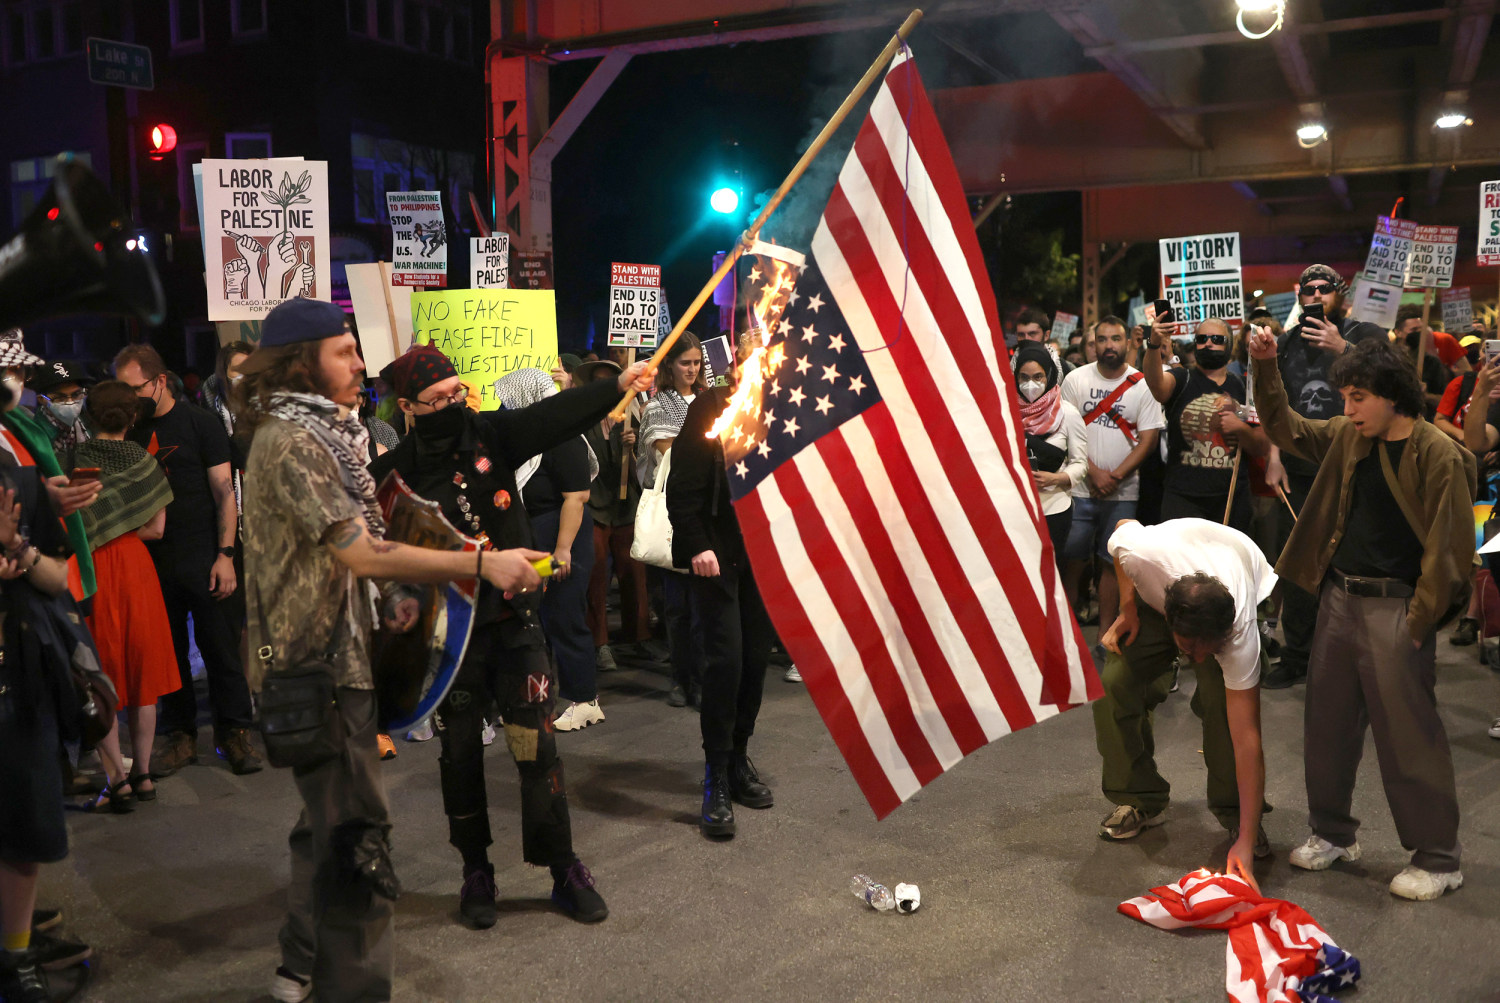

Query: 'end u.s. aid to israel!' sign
left=607, top=262, right=663, bottom=349
left=1158, top=232, right=1244, bottom=328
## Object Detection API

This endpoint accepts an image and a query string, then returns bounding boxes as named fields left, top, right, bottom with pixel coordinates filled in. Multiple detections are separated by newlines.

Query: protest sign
left=201, top=159, right=330, bottom=321
left=1347, top=277, right=1403, bottom=330
left=1408, top=225, right=1459, bottom=288
left=608, top=262, right=663, bottom=349
left=410, top=289, right=558, bottom=410
left=1158, top=231, right=1244, bottom=328
left=1261, top=291, right=1297, bottom=327
left=215, top=319, right=262, bottom=348
left=387, top=191, right=447, bottom=288
left=469, top=234, right=509, bottom=289
left=1361, top=216, right=1416, bottom=288
left=701, top=334, right=733, bottom=388
left=347, top=262, right=414, bottom=375
left=1127, top=293, right=1146, bottom=330
left=1049, top=311, right=1079, bottom=344
left=1480, top=181, right=1500, bottom=266
left=1441, top=287, right=1474, bottom=330
left=514, top=251, right=554, bottom=289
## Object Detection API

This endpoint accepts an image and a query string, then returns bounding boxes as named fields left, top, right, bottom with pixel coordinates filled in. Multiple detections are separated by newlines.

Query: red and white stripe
left=738, top=50, right=1097, bottom=818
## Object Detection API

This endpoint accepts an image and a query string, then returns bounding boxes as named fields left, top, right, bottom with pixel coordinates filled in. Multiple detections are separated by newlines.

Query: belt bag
left=256, top=588, right=346, bottom=770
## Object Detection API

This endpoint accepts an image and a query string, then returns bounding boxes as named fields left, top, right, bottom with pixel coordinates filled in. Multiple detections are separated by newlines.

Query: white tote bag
left=630, top=445, right=685, bottom=572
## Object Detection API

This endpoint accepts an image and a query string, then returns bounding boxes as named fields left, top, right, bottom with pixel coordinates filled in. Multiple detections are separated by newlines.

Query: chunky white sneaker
left=1389, top=865, right=1463, bottom=900
left=783, top=664, right=802, bottom=683
left=1289, top=834, right=1361, bottom=871
left=270, top=966, right=312, bottom=1002
left=553, top=700, right=605, bottom=732
left=480, top=719, right=496, bottom=746
left=1488, top=717, right=1500, bottom=739
left=405, top=719, right=434, bottom=742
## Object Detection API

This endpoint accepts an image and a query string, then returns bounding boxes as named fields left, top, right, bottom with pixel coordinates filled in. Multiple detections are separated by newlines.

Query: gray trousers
left=278, top=688, right=396, bottom=1002
left=1306, top=581, right=1461, bottom=872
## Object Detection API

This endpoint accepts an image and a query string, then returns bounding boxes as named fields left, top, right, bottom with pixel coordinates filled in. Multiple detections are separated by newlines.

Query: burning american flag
left=712, top=49, right=1098, bottom=818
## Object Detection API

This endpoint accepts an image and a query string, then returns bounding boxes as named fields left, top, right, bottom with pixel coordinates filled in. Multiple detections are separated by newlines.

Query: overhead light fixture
left=1236, top=0, right=1285, bottom=39
left=1435, top=111, right=1471, bottom=129
left=1296, top=122, right=1328, bottom=148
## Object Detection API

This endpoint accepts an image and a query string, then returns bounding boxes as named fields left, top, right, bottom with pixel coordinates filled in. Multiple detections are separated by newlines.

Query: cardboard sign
left=215, top=319, right=263, bottom=348
left=1361, top=216, right=1416, bottom=288
left=607, top=262, right=663, bottom=349
left=410, top=289, right=558, bottom=410
left=346, top=262, right=414, bottom=375
left=1127, top=293, right=1147, bottom=329
left=1441, top=286, right=1474, bottom=331
left=1408, top=224, right=1459, bottom=288
left=1480, top=181, right=1500, bottom=267
left=701, top=334, right=733, bottom=388
left=1347, top=277, right=1403, bottom=330
left=1049, top=311, right=1079, bottom=344
left=387, top=191, right=447, bottom=288
left=469, top=234, right=509, bottom=289
left=1261, top=291, right=1298, bottom=327
left=201, top=159, right=331, bottom=320
left=1158, top=231, right=1244, bottom=328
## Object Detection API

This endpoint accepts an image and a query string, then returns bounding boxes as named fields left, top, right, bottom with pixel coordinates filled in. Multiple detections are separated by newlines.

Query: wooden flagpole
left=1222, top=449, right=1242, bottom=525
left=1275, top=483, right=1298, bottom=523
left=619, top=346, right=635, bottom=499
left=609, top=8, right=925, bottom=420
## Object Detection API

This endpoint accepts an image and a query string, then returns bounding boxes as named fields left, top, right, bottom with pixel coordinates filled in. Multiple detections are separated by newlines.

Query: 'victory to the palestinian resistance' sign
left=1158, top=232, right=1244, bottom=329
left=410, top=288, right=558, bottom=410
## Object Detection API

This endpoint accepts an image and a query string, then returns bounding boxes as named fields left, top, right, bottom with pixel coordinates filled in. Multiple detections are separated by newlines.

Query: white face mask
left=47, top=400, right=85, bottom=425
left=1017, top=378, right=1047, bottom=403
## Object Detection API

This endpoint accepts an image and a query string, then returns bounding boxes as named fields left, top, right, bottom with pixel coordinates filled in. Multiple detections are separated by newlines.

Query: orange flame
left=707, top=259, right=798, bottom=446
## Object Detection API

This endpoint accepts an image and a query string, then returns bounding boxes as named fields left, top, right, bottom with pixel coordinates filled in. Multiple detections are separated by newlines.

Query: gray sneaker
left=1099, top=804, right=1166, bottom=840
left=596, top=644, right=618, bottom=672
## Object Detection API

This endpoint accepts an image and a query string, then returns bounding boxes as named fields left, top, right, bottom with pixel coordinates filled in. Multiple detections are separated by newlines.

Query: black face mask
left=136, top=398, right=157, bottom=423
left=1468, top=347, right=1482, bottom=365
left=413, top=403, right=465, bottom=439
left=1196, top=348, right=1229, bottom=370
left=1405, top=331, right=1421, bottom=348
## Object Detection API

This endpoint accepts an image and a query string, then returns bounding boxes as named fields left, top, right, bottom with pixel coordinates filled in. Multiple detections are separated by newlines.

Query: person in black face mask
left=370, top=345, right=651, bottom=931
left=1393, top=305, right=1455, bottom=418
left=1141, top=318, right=1268, bottom=532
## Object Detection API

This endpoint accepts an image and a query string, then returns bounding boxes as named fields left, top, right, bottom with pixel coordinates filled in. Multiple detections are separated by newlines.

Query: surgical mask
left=1196, top=348, right=1229, bottom=370
left=413, top=403, right=466, bottom=438
left=46, top=400, right=85, bottom=425
left=1017, top=378, right=1047, bottom=403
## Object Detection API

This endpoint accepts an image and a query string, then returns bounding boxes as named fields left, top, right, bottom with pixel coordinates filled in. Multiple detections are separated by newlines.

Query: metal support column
left=491, top=55, right=549, bottom=247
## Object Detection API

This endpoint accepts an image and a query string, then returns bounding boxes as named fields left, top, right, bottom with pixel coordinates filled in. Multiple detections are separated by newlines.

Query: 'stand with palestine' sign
left=1158, top=232, right=1244, bottom=327
left=607, top=262, right=663, bottom=348
left=1361, top=216, right=1416, bottom=288
left=410, top=289, right=558, bottom=410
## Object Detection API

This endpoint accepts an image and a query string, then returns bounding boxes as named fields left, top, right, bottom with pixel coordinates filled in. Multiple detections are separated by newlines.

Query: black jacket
left=666, top=387, right=741, bottom=570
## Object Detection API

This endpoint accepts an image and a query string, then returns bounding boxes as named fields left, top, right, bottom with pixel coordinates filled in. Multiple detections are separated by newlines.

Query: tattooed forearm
left=369, top=539, right=398, bottom=554
left=327, top=521, right=363, bottom=550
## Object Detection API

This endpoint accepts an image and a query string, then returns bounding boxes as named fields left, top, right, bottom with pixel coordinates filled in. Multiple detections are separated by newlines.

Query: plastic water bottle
left=850, top=874, right=895, bottom=912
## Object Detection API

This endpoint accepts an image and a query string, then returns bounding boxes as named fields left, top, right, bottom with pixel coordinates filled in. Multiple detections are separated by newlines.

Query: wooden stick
left=619, top=346, right=635, bottom=500
left=1222, top=449, right=1242, bottom=525
left=608, top=8, right=925, bottom=420
left=1275, top=483, right=1298, bottom=522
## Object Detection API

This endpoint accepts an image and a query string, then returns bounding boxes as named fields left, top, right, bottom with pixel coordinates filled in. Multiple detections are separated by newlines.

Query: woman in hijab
left=494, top=368, right=602, bottom=731
left=1014, top=341, right=1087, bottom=568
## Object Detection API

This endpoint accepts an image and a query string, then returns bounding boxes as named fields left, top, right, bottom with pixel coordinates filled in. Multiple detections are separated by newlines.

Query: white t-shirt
left=1106, top=519, right=1278, bottom=690
left=1060, top=363, right=1166, bottom=501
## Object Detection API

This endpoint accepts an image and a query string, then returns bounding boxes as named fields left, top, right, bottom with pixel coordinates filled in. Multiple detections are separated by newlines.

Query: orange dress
left=86, top=531, right=180, bottom=708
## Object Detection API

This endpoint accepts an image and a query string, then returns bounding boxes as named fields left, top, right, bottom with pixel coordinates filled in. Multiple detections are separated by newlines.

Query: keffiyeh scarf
left=637, top=388, right=693, bottom=486
left=266, top=392, right=386, bottom=535
left=494, top=368, right=599, bottom=492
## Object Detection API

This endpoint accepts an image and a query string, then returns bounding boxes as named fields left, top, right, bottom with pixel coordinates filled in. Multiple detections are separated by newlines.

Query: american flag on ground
left=1120, top=870, right=1362, bottom=1003
left=715, top=48, right=1098, bottom=819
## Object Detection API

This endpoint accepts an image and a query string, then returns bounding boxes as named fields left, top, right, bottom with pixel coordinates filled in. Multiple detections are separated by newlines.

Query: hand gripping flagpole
left=609, top=8, right=926, bottom=420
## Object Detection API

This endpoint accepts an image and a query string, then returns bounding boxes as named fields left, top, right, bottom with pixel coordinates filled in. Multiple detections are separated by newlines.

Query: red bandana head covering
left=380, top=345, right=457, bottom=401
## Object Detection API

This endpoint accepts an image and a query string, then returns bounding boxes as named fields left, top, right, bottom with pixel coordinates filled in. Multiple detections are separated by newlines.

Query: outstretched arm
left=1223, top=686, right=1265, bottom=892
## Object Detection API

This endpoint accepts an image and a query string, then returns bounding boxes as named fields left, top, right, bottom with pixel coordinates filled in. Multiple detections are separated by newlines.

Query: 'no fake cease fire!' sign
left=1158, top=232, right=1244, bottom=328
left=410, top=288, right=558, bottom=410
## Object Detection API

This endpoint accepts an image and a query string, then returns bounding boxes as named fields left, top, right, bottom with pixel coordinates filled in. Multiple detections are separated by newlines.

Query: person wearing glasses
left=371, top=345, right=652, bottom=931
left=1262, top=266, right=1385, bottom=689
left=1141, top=317, right=1268, bottom=533
left=27, top=362, right=94, bottom=471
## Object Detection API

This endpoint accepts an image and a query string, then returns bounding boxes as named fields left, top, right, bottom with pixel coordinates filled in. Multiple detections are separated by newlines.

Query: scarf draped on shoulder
left=73, top=438, right=174, bottom=551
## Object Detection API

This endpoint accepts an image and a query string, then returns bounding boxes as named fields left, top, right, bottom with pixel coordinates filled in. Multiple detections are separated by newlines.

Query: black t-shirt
left=127, top=400, right=232, bottom=556
left=1277, top=317, right=1384, bottom=478
left=1331, top=438, right=1423, bottom=581
left=521, top=436, right=592, bottom=517
left=1163, top=366, right=1247, bottom=498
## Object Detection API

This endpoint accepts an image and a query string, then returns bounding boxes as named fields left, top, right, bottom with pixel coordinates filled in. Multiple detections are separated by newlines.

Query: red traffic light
left=148, top=124, right=177, bottom=160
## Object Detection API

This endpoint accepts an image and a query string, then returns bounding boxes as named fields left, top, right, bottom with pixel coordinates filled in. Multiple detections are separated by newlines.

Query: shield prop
left=372, top=471, right=480, bottom=731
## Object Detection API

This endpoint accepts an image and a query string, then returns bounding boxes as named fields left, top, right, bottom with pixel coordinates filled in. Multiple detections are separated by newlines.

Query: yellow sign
left=410, top=288, right=558, bottom=410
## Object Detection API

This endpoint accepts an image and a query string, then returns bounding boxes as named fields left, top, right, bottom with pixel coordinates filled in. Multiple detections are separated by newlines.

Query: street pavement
left=43, top=628, right=1500, bottom=1002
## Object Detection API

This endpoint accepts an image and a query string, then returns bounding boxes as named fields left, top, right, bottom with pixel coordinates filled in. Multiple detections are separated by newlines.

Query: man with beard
left=1394, top=305, right=1454, bottom=417
left=1261, top=265, right=1384, bottom=689
left=235, top=299, right=551, bottom=1002
left=370, top=345, right=651, bottom=930
left=1060, top=317, right=1166, bottom=643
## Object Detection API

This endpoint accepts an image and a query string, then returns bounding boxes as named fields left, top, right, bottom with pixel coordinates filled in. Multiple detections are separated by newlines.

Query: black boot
left=701, top=762, right=736, bottom=838
left=729, top=754, right=774, bottom=809
left=459, top=863, right=498, bottom=929
left=0, top=948, right=50, bottom=1003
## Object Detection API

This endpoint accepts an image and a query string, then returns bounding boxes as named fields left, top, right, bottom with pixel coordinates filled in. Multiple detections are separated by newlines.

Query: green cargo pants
left=1092, top=602, right=1268, bottom=829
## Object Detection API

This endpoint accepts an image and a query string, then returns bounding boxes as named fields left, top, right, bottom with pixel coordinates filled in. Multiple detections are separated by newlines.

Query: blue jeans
left=531, top=508, right=598, bottom=703
left=1063, top=496, right=1138, bottom=564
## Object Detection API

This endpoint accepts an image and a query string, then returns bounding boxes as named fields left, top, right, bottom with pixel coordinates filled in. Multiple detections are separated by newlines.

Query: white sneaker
left=783, top=664, right=803, bottom=683
left=1488, top=717, right=1500, bottom=739
left=405, top=719, right=434, bottom=742
left=1289, top=834, right=1361, bottom=871
left=270, top=966, right=312, bottom=1002
left=553, top=700, right=605, bottom=732
left=1389, top=865, right=1463, bottom=900
left=480, top=719, right=496, bottom=746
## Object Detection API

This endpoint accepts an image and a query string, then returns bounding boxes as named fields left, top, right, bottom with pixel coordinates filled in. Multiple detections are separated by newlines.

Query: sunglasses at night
left=1195, top=334, right=1228, bottom=345
left=1300, top=283, right=1334, bottom=296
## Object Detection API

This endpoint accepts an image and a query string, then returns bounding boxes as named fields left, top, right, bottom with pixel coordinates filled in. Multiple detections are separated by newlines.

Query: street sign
left=86, top=37, right=154, bottom=90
